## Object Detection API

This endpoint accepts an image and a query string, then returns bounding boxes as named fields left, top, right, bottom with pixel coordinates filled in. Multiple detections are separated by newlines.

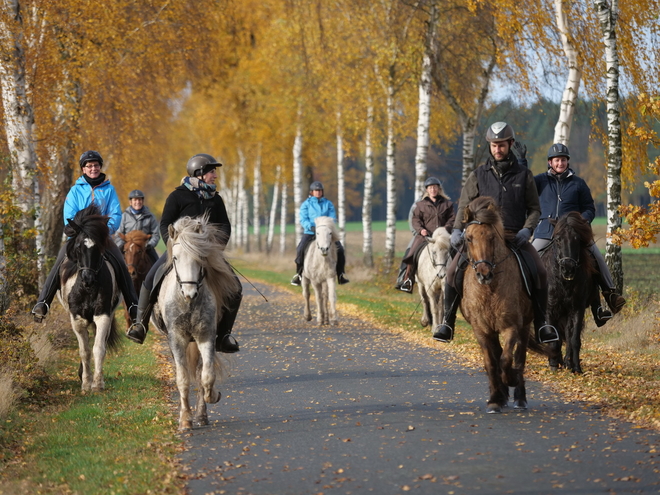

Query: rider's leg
left=589, top=243, right=626, bottom=314
left=31, top=244, right=67, bottom=322
left=522, top=243, right=559, bottom=343
left=336, top=241, right=350, bottom=284
left=147, top=246, right=159, bottom=264
left=291, top=234, right=314, bottom=285
left=395, top=237, right=415, bottom=289
left=126, top=253, right=167, bottom=344
left=105, top=242, right=139, bottom=322
left=399, top=263, right=414, bottom=293
left=215, top=275, right=242, bottom=353
left=432, top=252, right=464, bottom=342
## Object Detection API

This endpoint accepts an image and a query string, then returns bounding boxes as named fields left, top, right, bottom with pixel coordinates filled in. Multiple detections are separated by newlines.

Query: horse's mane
left=64, top=204, right=111, bottom=255
left=166, top=215, right=240, bottom=310
left=125, top=230, right=150, bottom=246
left=431, top=227, right=451, bottom=250
left=464, top=196, right=504, bottom=236
left=314, top=216, right=339, bottom=242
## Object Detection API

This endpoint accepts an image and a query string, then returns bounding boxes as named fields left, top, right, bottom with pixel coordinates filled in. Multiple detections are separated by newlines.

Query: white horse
left=302, top=216, right=339, bottom=326
left=415, top=227, right=452, bottom=332
left=151, top=215, right=240, bottom=430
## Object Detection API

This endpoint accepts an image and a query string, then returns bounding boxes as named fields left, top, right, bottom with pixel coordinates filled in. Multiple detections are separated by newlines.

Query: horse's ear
left=168, top=224, right=176, bottom=241
left=464, top=207, right=474, bottom=224
left=118, top=232, right=126, bottom=241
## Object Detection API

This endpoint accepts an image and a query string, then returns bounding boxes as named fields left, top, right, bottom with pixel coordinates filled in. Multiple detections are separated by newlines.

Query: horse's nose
left=180, top=287, right=198, bottom=300
left=476, top=271, right=493, bottom=285
left=320, top=247, right=329, bottom=256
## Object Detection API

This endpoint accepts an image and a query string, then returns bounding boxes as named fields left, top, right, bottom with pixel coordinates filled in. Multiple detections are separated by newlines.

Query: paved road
left=178, top=282, right=660, bottom=494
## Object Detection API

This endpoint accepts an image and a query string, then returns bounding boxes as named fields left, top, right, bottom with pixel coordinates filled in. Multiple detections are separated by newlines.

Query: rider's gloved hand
left=450, top=229, right=463, bottom=250
left=514, top=228, right=532, bottom=247
left=512, top=141, right=528, bottom=168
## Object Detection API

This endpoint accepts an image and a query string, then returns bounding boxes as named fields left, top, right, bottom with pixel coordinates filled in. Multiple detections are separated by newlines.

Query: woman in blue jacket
left=290, top=181, right=349, bottom=286
left=533, top=143, right=625, bottom=323
left=31, top=151, right=138, bottom=324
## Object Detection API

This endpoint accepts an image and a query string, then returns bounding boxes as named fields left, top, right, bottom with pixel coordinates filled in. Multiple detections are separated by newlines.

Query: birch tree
left=253, top=148, right=262, bottom=252
left=280, top=181, right=288, bottom=255
left=361, top=103, right=376, bottom=267
left=335, top=111, right=346, bottom=246
left=267, top=164, right=282, bottom=254
left=292, top=113, right=304, bottom=246
left=593, top=0, right=623, bottom=291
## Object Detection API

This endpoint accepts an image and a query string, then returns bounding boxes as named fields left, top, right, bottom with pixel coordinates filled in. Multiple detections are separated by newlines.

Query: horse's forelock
left=558, top=212, right=594, bottom=245
left=432, top=228, right=451, bottom=249
left=67, top=205, right=110, bottom=251
left=126, top=230, right=150, bottom=245
left=315, top=216, right=339, bottom=241
left=466, top=197, right=503, bottom=234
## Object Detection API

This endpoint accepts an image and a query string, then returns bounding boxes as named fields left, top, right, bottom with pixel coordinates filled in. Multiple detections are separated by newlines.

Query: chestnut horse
left=118, top=230, right=154, bottom=323
left=461, top=196, right=532, bottom=413
left=540, top=212, right=597, bottom=373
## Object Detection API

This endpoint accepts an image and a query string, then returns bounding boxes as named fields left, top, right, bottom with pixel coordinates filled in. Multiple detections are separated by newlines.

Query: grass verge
left=0, top=308, right=184, bottom=495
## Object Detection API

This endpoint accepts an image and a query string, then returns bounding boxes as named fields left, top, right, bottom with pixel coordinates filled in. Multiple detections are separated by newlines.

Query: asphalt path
left=178, top=282, right=660, bottom=494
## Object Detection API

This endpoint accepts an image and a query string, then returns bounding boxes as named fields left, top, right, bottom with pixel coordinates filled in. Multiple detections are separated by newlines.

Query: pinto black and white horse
left=151, top=215, right=240, bottom=430
left=59, top=204, right=122, bottom=392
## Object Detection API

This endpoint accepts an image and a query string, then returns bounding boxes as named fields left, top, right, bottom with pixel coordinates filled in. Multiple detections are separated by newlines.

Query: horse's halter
left=463, top=220, right=511, bottom=272
left=125, top=243, right=149, bottom=275
left=76, top=237, right=105, bottom=275
left=424, top=237, right=449, bottom=277
left=171, top=242, right=206, bottom=291
left=555, top=236, right=580, bottom=280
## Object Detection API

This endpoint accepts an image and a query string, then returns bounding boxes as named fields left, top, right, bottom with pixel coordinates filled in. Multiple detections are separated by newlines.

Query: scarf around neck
left=182, top=176, right=217, bottom=200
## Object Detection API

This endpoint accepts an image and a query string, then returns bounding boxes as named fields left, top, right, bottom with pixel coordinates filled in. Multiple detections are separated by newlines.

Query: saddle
left=508, top=244, right=536, bottom=297
left=149, top=263, right=173, bottom=303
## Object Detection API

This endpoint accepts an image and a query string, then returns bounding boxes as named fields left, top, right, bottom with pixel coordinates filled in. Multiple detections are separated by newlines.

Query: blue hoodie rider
left=290, top=181, right=349, bottom=286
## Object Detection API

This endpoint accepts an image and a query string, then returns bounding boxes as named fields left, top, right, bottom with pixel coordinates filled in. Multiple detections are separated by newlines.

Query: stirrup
left=218, top=335, right=240, bottom=353
left=400, top=280, right=413, bottom=293
left=127, top=303, right=138, bottom=324
left=291, top=274, right=302, bottom=286
left=31, top=302, right=50, bottom=323
left=537, top=323, right=559, bottom=344
left=126, top=322, right=147, bottom=344
left=432, top=323, right=454, bottom=343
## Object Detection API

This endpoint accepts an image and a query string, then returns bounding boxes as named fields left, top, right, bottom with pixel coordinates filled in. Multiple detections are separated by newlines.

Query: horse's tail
left=527, top=333, right=552, bottom=356
left=185, top=342, right=230, bottom=385
left=106, top=316, right=123, bottom=352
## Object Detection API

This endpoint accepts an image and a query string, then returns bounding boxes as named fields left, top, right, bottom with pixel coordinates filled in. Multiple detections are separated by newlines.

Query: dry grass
left=0, top=372, right=16, bottom=419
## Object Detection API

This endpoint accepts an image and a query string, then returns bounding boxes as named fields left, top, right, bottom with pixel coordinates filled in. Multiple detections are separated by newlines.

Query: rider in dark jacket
left=433, top=122, right=559, bottom=345
left=126, top=154, right=241, bottom=353
left=533, top=143, right=626, bottom=324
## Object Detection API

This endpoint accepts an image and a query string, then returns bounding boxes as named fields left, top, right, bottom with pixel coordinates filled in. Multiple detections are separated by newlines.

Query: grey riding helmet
left=186, top=153, right=222, bottom=177
left=485, top=122, right=515, bottom=142
left=424, top=177, right=442, bottom=188
left=128, top=189, right=145, bottom=199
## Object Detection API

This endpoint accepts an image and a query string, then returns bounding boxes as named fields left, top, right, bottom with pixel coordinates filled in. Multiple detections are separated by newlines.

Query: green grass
left=3, top=316, right=183, bottom=494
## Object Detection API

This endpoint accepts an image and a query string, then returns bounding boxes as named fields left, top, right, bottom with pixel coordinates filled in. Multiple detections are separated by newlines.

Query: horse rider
left=533, top=143, right=626, bottom=324
left=290, top=181, right=350, bottom=286
left=393, top=200, right=420, bottom=291
left=114, top=189, right=160, bottom=264
left=31, top=150, right=139, bottom=325
left=126, top=153, right=241, bottom=354
left=397, top=177, right=456, bottom=293
left=433, top=122, right=560, bottom=345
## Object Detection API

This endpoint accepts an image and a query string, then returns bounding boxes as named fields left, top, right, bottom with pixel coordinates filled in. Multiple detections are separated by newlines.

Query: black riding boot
left=215, top=289, right=242, bottom=353
left=31, top=246, right=67, bottom=322
left=126, top=286, right=153, bottom=344
left=336, top=242, right=350, bottom=284
left=432, top=283, right=461, bottom=342
left=533, top=286, right=559, bottom=344
left=291, top=263, right=303, bottom=286
left=105, top=245, right=139, bottom=323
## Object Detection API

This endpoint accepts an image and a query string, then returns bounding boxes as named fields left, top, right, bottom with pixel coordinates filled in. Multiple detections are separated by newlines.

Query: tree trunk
left=252, top=146, right=262, bottom=252
left=0, top=222, right=9, bottom=314
left=362, top=104, right=375, bottom=268
left=237, top=149, right=249, bottom=252
left=336, top=111, right=346, bottom=246
left=594, top=0, right=623, bottom=292
left=279, top=180, right=288, bottom=256
left=414, top=2, right=437, bottom=198
left=267, top=165, right=281, bottom=254
left=553, top=0, right=582, bottom=145
left=384, top=83, right=397, bottom=272
left=292, top=108, right=304, bottom=246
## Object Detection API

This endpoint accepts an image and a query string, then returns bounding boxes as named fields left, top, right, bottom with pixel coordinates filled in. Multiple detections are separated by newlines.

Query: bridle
left=171, top=242, right=206, bottom=291
left=463, top=220, right=512, bottom=272
left=125, top=242, right=150, bottom=276
left=424, top=237, right=449, bottom=278
left=77, top=253, right=105, bottom=275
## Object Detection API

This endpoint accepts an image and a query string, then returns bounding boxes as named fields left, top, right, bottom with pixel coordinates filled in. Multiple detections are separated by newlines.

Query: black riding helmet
left=128, top=189, right=145, bottom=199
left=424, top=177, right=442, bottom=188
left=79, top=150, right=104, bottom=168
left=547, top=143, right=570, bottom=160
left=186, top=153, right=222, bottom=178
left=309, top=181, right=324, bottom=191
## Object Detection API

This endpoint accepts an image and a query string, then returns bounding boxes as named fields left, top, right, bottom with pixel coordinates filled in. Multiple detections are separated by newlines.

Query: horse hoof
left=486, top=404, right=502, bottom=414
left=513, top=400, right=527, bottom=410
left=179, top=421, right=193, bottom=431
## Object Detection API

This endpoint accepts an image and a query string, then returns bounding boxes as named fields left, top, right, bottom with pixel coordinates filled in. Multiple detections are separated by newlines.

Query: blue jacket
left=64, top=176, right=123, bottom=235
left=300, top=196, right=337, bottom=234
left=534, top=168, right=596, bottom=240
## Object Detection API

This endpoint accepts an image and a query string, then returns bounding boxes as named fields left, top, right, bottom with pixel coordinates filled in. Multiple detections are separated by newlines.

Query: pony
left=151, top=215, right=240, bottom=430
left=540, top=212, right=597, bottom=373
left=58, top=204, right=122, bottom=392
left=460, top=196, right=532, bottom=413
left=118, top=230, right=154, bottom=322
left=415, top=228, right=452, bottom=332
left=302, top=216, right=339, bottom=326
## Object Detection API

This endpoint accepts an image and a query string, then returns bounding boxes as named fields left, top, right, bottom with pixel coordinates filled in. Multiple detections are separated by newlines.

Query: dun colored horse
left=415, top=228, right=451, bottom=332
left=302, top=216, right=339, bottom=326
left=541, top=212, right=597, bottom=373
left=151, top=215, right=239, bottom=430
left=59, top=204, right=122, bottom=392
left=460, top=196, right=532, bottom=413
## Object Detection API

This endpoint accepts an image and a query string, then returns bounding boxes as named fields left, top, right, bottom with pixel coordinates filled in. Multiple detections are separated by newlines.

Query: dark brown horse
left=118, top=230, right=154, bottom=323
left=540, top=212, right=597, bottom=373
left=461, top=196, right=532, bottom=413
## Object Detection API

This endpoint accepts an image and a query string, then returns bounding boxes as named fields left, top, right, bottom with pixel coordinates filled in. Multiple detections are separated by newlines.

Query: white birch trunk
left=252, top=147, right=262, bottom=252
left=361, top=104, right=375, bottom=268
left=292, top=107, right=304, bottom=246
left=229, top=176, right=239, bottom=250
left=336, top=111, right=346, bottom=246
left=384, top=84, right=397, bottom=271
left=237, top=149, right=248, bottom=252
left=594, top=0, right=623, bottom=291
left=267, top=165, right=281, bottom=254
left=0, top=220, right=8, bottom=314
left=414, top=2, right=437, bottom=198
left=553, top=0, right=582, bottom=145
left=0, top=0, right=37, bottom=233
left=279, top=181, right=288, bottom=255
